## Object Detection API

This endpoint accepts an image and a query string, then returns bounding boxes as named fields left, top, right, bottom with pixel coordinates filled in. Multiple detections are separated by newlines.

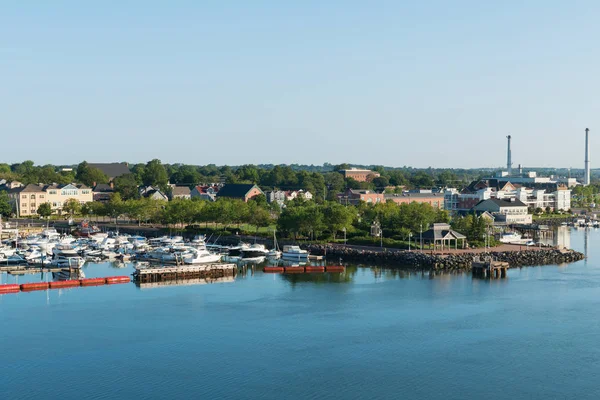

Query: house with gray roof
left=87, top=163, right=131, bottom=180
left=171, top=186, right=191, bottom=200
left=473, top=198, right=532, bottom=224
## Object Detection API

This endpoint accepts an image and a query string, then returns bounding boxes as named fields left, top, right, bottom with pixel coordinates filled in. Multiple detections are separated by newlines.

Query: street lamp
left=409, top=232, right=413, bottom=251
left=342, top=227, right=347, bottom=245
left=420, top=223, right=423, bottom=251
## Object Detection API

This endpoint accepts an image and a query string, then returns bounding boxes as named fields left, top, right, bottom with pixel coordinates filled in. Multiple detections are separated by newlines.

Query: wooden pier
left=0, top=265, right=67, bottom=274
left=137, top=276, right=235, bottom=289
left=133, top=263, right=237, bottom=283
left=472, top=257, right=509, bottom=279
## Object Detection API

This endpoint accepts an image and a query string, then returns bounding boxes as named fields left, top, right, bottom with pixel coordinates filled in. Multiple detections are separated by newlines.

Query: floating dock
left=133, top=263, right=237, bottom=283
left=0, top=276, right=130, bottom=294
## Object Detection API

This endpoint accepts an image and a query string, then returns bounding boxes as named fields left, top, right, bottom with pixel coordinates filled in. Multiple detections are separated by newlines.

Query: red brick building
left=384, top=193, right=445, bottom=209
left=340, top=168, right=380, bottom=182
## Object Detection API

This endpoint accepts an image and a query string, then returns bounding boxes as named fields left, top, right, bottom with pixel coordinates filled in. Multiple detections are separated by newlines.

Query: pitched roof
left=87, top=163, right=130, bottom=179
left=476, top=198, right=527, bottom=208
left=144, top=189, right=167, bottom=199
left=217, top=184, right=262, bottom=198
left=421, top=226, right=467, bottom=241
left=172, top=186, right=191, bottom=196
left=44, top=183, right=91, bottom=190
left=19, top=184, right=45, bottom=193
left=93, top=184, right=114, bottom=193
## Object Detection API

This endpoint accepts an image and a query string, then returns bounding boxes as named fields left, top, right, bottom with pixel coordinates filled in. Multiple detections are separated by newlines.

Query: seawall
left=305, top=245, right=585, bottom=271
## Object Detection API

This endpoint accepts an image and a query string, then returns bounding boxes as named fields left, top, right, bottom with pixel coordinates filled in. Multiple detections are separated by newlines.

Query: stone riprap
left=305, top=244, right=585, bottom=271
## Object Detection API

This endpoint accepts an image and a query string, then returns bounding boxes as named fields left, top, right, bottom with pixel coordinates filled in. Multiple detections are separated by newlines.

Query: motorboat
left=267, top=249, right=282, bottom=259
left=41, top=228, right=61, bottom=240
left=0, top=246, right=16, bottom=258
left=25, top=249, right=51, bottom=265
left=183, top=249, right=222, bottom=264
left=51, top=255, right=85, bottom=269
left=281, top=245, right=309, bottom=261
left=499, top=232, right=522, bottom=244
left=52, top=244, right=80, bottom=257
left=240, top=244, right=269, bottom=260
left=2, top=254, right=27, bottom=265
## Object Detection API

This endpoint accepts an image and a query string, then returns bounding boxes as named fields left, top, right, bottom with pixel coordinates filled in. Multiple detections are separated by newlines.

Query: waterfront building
left=339, top=168, right=381, bottom=182
left=473, top=198, right=532, bottom=224
left=445, top=178, right=571, bottom=214
left=45, top=184, right=93, bottom=214
left=216, top=184, right=264, bottom=202
left=7, top=183, right=93, bottom=217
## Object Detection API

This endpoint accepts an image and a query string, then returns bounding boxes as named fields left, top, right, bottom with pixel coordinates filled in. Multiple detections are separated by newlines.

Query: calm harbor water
left=2, top=227, right=600, bottom=399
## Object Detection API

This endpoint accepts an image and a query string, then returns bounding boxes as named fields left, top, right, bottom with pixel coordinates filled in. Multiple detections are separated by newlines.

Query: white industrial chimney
left=584, top=128, right=591, bottom=186
left=506, top=135, right=512, bottom=175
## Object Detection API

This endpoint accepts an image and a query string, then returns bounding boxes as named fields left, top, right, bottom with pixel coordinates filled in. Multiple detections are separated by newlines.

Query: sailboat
left=267, top=230, right=281, bottom=259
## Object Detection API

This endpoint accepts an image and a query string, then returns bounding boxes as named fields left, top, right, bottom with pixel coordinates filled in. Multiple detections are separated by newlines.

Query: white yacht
left=183, top=249, right=222, bottom=264
left=51, top=255, right=85, bottom=269
left=240, top=244, right=269, bottom=260
left=52, top=244, right=80, bottom=258
left=281, top=245, right=309, bottom=260
left=499, top=232, right=522, bottom=244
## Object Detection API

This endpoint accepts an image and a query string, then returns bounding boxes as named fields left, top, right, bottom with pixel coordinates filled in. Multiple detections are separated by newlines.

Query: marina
left=1, top=227, right=599, bottom=400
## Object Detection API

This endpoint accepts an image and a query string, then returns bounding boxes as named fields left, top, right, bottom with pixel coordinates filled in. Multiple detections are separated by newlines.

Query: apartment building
left=6, top=183, right=93, bottom=217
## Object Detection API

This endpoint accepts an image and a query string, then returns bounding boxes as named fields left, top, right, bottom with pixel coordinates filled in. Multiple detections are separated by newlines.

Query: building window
left=22, top=195, right=27, bottom=199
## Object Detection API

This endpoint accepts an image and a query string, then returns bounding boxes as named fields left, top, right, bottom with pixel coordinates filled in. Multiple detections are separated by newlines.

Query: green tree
left=170, top=165, right=201, bottom=186
left=37, top=202, right=53, bottom=219
left=105, top=193, right=125, bottom=223
left=0, top=191, right=12, bottom=217
left=62, top=198, right=82, bottom=217
left=323, top=202, right=354, bottom=239
left=372, top=176, right=390, bottom=188
left=76, top=161, right=109, bottom=187
left=142, top=159, right=169, bottom=190
left=113, top=174, right=140, bottom=200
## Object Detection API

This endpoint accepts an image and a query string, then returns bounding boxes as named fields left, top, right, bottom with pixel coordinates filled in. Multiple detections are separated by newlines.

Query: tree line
left=1, top=160, right=494, bottom=200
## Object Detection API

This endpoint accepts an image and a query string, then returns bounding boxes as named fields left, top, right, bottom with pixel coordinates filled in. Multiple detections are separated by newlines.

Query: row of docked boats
left=1, top=228, right=310, bottom=268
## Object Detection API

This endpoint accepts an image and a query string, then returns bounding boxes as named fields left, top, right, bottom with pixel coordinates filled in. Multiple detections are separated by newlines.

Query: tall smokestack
left=506, top=135, right=512, bottom=175
left=584, top=128, right=591, bottom=186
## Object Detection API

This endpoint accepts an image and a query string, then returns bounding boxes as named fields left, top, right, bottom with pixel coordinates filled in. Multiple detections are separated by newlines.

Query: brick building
left=339, top=168, right=380, bottom=182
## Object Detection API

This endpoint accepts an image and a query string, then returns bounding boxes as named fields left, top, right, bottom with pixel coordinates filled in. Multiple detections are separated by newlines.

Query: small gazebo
left=421, top=223, right=467, bottom=251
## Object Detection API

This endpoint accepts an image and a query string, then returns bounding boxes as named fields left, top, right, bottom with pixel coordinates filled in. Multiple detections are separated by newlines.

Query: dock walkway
left=133, top=263, right=237, bottom=283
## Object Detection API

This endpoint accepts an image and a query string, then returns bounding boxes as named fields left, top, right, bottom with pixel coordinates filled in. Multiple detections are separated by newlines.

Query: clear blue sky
left=1, top=1, right=598, bottom=169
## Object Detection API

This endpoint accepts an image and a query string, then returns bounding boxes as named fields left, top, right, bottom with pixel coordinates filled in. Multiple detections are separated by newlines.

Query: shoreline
left=305, top=244, right=585, bottom=271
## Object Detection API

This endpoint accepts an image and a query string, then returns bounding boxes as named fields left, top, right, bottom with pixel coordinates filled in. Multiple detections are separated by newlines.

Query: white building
left=473, top=198, right=532, bottom=224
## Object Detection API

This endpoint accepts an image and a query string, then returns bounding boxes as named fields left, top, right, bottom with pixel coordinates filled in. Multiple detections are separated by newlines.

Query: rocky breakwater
left=305, top=244, right=585, bottom=271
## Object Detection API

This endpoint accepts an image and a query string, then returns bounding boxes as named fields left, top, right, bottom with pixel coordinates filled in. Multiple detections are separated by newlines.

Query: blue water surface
left=1, top=228, right=600, bottom=399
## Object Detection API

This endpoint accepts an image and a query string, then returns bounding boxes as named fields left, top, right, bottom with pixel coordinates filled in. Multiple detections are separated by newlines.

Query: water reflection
left=280, top=266, right=358, bottom=285
left=136, top=276, right=235, bottom=289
